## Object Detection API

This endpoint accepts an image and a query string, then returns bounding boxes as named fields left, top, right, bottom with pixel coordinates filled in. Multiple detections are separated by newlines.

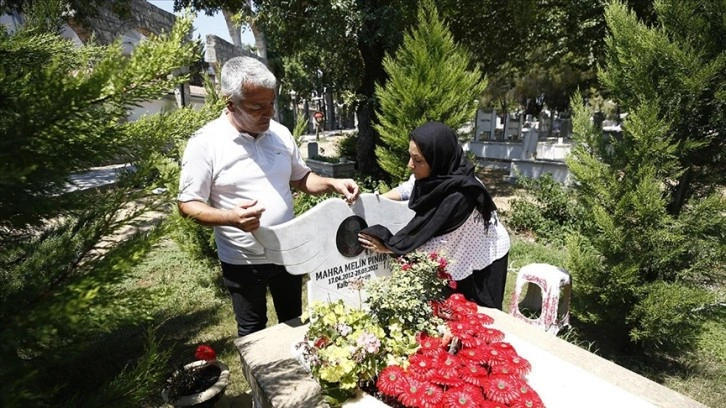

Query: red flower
left=446, top=293, right=468, bottom=304
left=510, top=387, right=545, bottom=408
left=313, top=336, right=331, bottom=349
left=194, top=344, right=216, bottom=361
left=449, top=321, right=476, bottom=337
left=420, top=382, right=444, bottom=408
left=377, top=365, right=406, bottom=397
left=479, top=402, right=508, bottom=408
left=458, top=363, right=489, bottom=387
left=399, top=376, right=427, bottom=407
left=457, top=347, right=487, bottom=365
left=442, top=387, right=481, bottom=408
left=489, top=341, right=518, bottom=355
left=507, top=355, right=533, bottom=377
left=417, top=333, right=444, bottom=355
left=434, top=353, right=463, bottom=378
left=473, top=312, right=494, bottom=326
left=447, top=279, right=458, bottom=290
left=401, top=263, right=411, bottom=271
left=480, top=345, right=508, bottom=367
left=409, top=354, right=436, bottom=381
left=429, top=252, right=439, bottom=260
left=489, top=360, right=517, bottom=378
left=460, top=335, right=483, bottom=349
left=437, top=257, right=448, bottom=271
left=430, top=370, right=464, bottom=388
left=485, top=374, right=522, bottom=405
left=449, top=300, right=478, bottom=316
left=477, top=327, right=505, bottom=344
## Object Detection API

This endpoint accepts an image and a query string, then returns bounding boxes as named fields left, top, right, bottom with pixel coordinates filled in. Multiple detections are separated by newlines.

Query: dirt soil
left=476, top=167, right=522, bottom=214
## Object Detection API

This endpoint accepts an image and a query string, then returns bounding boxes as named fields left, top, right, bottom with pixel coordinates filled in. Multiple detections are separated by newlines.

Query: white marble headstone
left=252, top=193, right=415, bottom=308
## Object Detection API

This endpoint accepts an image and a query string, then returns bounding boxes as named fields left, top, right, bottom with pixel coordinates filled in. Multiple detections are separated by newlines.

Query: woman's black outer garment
left=361, top=121, right=496, bottom=255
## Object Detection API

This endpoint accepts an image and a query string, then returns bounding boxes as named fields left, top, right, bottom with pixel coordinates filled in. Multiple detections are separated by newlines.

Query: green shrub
left=168, top=210, right=218, bottom=262
left=337, top=132, right=358, bottom=161
left=0, top=9, right=210, bottom=406
left=292, top=117, right=309, bottom=147
left=508, top=173, right=583, bottom=244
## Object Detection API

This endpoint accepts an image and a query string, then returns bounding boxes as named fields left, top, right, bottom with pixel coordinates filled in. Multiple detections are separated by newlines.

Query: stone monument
left=252, top=193, right=415, bottom=308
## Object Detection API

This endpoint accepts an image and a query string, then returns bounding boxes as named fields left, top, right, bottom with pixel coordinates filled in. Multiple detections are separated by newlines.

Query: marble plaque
left=252, top=193, right=415, bottom=308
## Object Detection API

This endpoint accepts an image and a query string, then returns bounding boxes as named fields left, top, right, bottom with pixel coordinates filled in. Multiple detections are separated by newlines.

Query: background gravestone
left=252, top=193, right=415, bottom=308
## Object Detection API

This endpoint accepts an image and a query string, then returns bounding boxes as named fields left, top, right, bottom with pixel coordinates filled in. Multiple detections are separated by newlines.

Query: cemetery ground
left=84, top=138, right=722, bottom=407
left=98, top=166, right=724, bottom=408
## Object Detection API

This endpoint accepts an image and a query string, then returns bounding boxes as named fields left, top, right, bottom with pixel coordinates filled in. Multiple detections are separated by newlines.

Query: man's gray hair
left=221, top=56, right=277, bottom=103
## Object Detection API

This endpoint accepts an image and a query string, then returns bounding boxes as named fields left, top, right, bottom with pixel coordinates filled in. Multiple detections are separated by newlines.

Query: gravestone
left=538, top=109, right=551, bottom=138
left=252, top=193, right=415, bottom=308
left=475, top=109, right=496, bottom=141
left=307, top=141, right=319, bottom=158
left=504, top=112, right=523, bottom=141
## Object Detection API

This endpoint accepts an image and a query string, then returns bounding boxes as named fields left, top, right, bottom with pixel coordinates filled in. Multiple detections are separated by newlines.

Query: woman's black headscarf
left=361, top=121, right=496, bottom=255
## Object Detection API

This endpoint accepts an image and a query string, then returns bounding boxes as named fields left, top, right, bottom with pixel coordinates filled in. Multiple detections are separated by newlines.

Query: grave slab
left=234, top=309, right=707, bottom=408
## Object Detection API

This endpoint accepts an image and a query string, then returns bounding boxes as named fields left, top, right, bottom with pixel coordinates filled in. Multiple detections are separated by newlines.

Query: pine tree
left=374, top=0, right=486, bottom=184
left=0, top=2, right=222, bottom=405
left=565, top=0, right=725, bottom=353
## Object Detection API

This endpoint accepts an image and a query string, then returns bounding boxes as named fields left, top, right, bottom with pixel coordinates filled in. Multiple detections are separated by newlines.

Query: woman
left=358, top=121, right=510, bottom=309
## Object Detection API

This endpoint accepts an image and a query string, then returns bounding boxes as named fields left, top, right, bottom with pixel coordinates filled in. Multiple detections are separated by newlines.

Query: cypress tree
left=565, top=0, right=725, bottom=353
left=0, top=2, right=222, bottom=405
left=374, top=0, right=486, bottom=184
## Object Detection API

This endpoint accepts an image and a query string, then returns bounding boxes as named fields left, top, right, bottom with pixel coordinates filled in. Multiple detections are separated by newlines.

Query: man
left=178, top=56, right=359, bottom=336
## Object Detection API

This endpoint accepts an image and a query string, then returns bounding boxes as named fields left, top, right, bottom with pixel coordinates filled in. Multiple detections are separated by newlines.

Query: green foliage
left=508, top=236, right=568, bottom=273
left=374, top=0, right=487, bottom=184
left=628, top=281, right=714, bottom=349
left=149, top=91, right=223, bottom=263
left=78, top=328, right=172, bottom=408
left=0, top=4, right=220, bottom=406
left=292, top=116, right=309, bottom=147
left=337, top=132, right=358, bottom=161
left=303, top=301, right=391, bottom=406
left=558, top=0, right=726, bottom=354
left=565, top=44, right=723, bottom=355
left=168, top=209, right=219, bottom=262
left=365, top=251, right=450, bottom=335
left=599, top=0, right=726, bottom=214
left=0, top=6, right=200, bottom=237
left=292, top=173, right=383, bottom=216
left=293, top=192, right=337, bottom=216
left=508, top=173, right=584, bottom=244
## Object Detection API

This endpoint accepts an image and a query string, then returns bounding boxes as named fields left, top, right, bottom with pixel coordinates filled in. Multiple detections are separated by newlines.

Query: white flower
left=356, top=332, right=381, bottom=354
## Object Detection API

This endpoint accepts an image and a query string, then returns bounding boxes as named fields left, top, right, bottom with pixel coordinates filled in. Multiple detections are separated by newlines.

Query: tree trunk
left=221, top=8, right=243, bottom=51
left=668, top=166, right=692, bottom=216
left=355, top=36, right=387, bottom=178
left=249, top=21, right=267, bottom=63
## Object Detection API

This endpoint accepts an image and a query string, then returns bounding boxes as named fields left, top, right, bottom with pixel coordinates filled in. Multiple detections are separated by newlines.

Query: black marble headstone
left=335, top=215, right=368, bottom=257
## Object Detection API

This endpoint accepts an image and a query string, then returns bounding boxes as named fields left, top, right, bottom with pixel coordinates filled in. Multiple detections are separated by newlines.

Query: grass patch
left=111, top=239, right=251, bottom=406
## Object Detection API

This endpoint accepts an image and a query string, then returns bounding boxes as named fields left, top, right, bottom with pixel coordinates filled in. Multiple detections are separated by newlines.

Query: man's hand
left=329, top=178, right=360, bottom=203
left=291, top=172, right=360, bottom=203
left=229, top=199, right=265, bottom=232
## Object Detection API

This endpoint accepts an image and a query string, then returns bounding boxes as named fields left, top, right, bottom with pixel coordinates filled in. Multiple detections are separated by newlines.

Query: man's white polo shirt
left=178, top=112, right=311, bottom=264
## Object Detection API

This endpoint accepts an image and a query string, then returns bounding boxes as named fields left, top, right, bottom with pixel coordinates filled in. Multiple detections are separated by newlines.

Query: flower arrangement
left=375, top=294, right=544, bottom=408
left=296, top=251, right=543, bottom=408
left=366, top=251, right=455, bottom=334
left=295, top=300, right=418, bottom=406
left=162, top=344, right=230, bottom=407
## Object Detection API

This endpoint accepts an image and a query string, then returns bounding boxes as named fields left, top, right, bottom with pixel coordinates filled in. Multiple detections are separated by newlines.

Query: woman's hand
left=358, top=233, right=393, bottom=254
